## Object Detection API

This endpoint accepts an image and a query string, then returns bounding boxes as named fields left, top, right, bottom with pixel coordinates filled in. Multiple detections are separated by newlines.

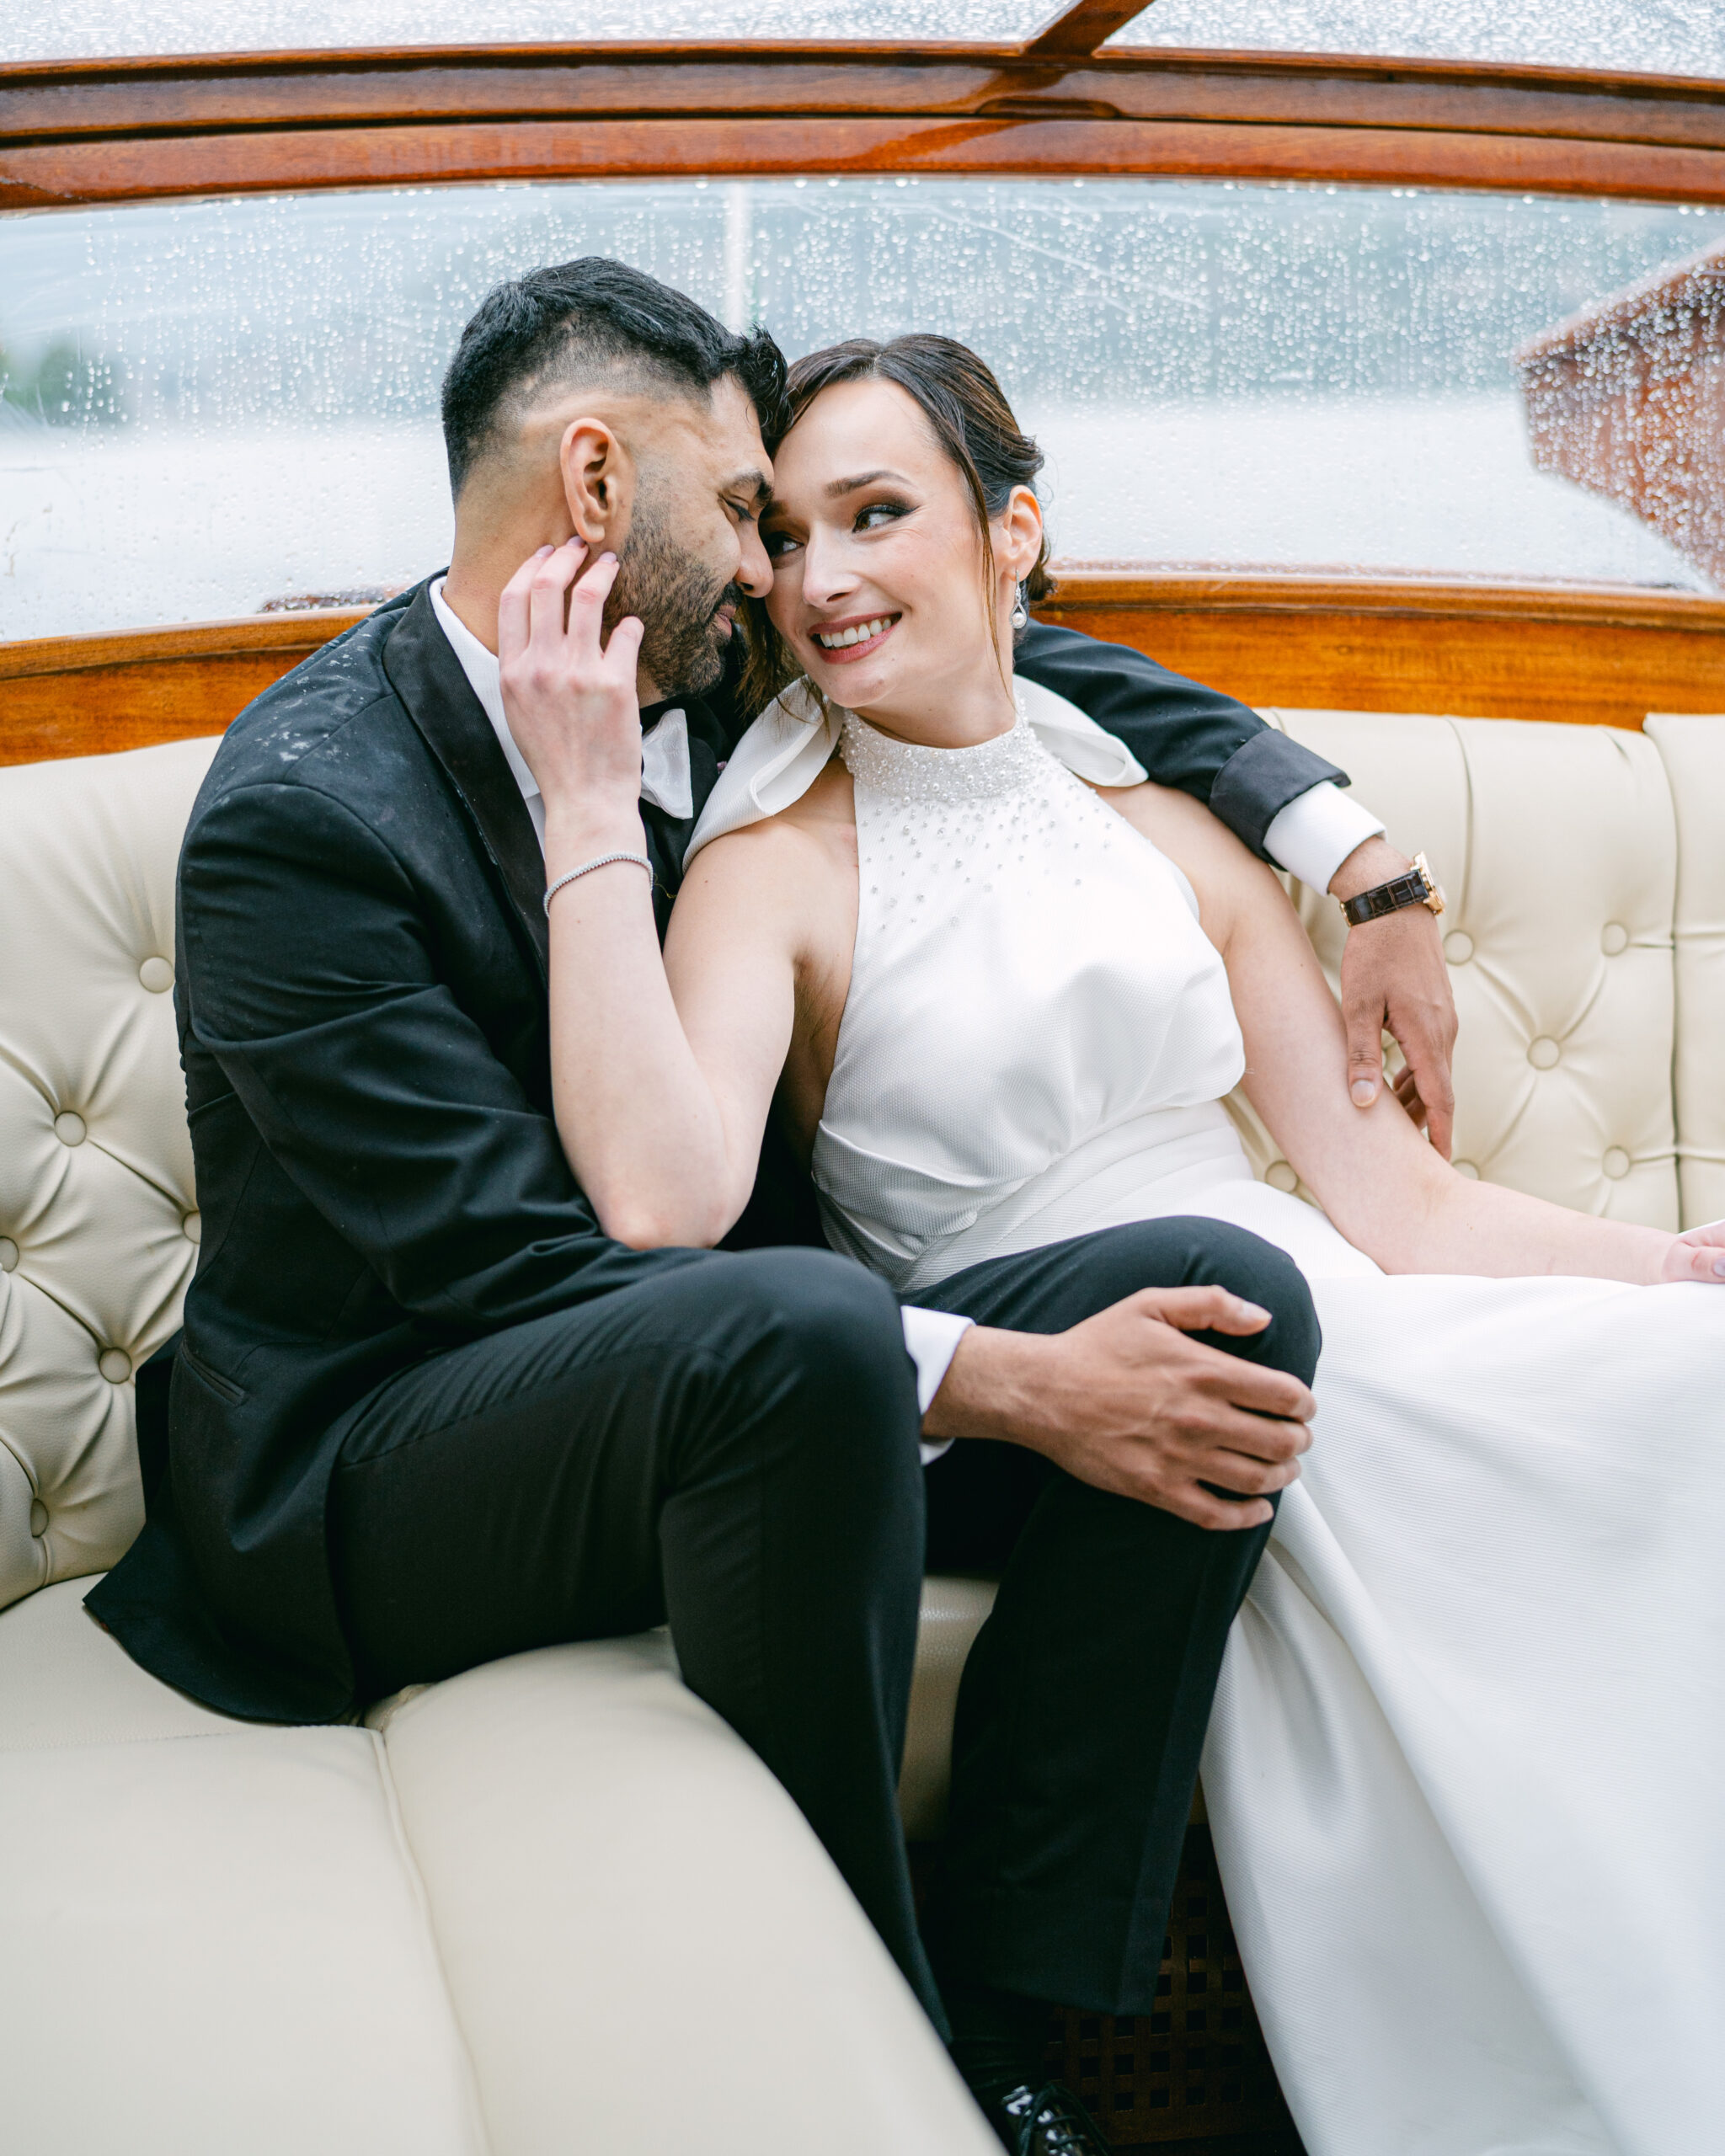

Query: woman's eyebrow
left=824, top=467, right=911, bottom=499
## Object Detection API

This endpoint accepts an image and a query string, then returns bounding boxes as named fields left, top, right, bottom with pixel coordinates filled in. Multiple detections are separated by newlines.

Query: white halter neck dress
left=686, top=686, right=1725, bottom=2156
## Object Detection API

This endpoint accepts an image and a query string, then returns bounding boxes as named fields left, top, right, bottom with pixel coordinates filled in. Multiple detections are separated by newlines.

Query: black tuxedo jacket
left=89, top=579, right=1344, bottom=1720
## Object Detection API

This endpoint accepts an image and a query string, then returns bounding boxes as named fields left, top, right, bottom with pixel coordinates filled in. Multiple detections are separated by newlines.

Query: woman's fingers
left=527, top=536, right=586, bottom=648
left=497, top=543, right=555, bottom=665
left=1666, top=1224, right=1725, bottom=1283
left=565, top=547, right=620, bottom=655
left=604, top=611, right=646, bottom=680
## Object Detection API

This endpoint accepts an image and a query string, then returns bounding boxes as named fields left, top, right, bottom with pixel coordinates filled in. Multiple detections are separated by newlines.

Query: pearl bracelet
left=542, top=851, right=654, bottom=915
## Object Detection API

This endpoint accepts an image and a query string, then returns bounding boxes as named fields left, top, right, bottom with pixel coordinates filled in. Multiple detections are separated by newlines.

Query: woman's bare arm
left=497, top=540, right=801, bottom=1250
left=1099, top=781, right=1725, bottom=1287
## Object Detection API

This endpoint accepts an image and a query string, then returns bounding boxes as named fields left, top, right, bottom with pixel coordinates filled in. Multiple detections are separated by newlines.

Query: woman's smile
left=809, top=611, right=903, bottom=662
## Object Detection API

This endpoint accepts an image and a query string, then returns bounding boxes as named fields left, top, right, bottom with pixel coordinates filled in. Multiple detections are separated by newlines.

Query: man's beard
left=606, top=495, right=737, bottom=697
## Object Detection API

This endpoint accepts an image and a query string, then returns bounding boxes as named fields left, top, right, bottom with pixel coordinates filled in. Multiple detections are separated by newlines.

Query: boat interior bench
left=1, top=708, right=1720, bottom=2153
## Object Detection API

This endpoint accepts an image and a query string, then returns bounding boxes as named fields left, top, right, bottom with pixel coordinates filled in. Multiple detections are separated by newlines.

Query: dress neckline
left=836, top=700, right=1050, bottom=805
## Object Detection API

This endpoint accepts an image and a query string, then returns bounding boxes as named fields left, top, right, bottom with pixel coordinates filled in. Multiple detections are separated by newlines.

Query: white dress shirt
left=1263, top=780, right=1385, bottom=897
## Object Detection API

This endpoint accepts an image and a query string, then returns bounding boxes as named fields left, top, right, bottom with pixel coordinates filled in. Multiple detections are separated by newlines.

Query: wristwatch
left=1339, top=851, right=1446, bottom=926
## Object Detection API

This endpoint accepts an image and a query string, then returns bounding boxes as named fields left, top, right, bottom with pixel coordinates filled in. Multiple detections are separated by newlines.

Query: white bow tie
left=639, top=707, right=694, bottom=821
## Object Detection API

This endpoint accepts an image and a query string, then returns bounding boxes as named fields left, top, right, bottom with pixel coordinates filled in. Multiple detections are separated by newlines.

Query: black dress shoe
left=971, top=2076, right=1114, bottom=2155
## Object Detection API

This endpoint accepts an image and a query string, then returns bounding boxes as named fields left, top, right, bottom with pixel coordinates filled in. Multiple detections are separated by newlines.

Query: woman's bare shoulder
left=1088, top=773, right=1284, bottom=941
left=1091, top=773, right=1255, bottom=870
left=675, top=755, right=856, bottom=915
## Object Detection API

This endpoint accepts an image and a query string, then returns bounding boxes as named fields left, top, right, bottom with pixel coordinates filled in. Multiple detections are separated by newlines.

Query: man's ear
left=560, top=418, right=635, bottom=550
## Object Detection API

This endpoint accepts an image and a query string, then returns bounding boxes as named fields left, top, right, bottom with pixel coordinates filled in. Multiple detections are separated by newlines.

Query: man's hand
left=1329, top=836, right=1459, bottom=1160
left=923, top=1285, right=1315, bottom=1531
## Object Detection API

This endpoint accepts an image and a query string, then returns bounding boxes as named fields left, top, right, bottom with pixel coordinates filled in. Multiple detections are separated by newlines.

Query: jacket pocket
left=177, top=1341, right=247, bottom=1406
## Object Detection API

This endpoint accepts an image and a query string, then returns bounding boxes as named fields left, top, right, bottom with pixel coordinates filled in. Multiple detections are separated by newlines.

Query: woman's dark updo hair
left=742, top=332, right=1055, bottom=710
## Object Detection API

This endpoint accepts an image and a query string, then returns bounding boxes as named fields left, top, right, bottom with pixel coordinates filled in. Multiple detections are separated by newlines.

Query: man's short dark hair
left=441, top=257, right=787, bottom=498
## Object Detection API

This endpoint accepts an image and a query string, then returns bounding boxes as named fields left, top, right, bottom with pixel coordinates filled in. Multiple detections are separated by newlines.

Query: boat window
left=2, top=1, right=1052, bottom=65
left=1109, top=1, right=1725, bottom=83
left=5, top=176, right=1722, bottom=638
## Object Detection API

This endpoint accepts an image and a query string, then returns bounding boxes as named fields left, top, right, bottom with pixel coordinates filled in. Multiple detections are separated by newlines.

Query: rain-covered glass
left=5, top=176, right=1723, bottom=639
left=1110, top=1, right=1725, bottom=83
left=3, top=1, right=1049, bottom=66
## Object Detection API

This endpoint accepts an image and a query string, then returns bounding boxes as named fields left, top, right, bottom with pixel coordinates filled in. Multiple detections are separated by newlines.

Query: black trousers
left=324, top=1221, right=1316, bottom=2031
left=916, top=1221, right=1318, bottom=2016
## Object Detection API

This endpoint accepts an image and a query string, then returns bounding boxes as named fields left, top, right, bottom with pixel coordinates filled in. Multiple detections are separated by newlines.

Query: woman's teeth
left=814, top=616, right=896, bottom=649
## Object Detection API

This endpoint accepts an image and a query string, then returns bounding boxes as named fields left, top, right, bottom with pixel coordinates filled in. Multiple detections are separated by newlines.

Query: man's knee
left=1177, top=1220, right=1320, bottom=1387
left=1054, top=1216, right=1319, bottom=1386
left=723, top=1246, right=921, bottom=1449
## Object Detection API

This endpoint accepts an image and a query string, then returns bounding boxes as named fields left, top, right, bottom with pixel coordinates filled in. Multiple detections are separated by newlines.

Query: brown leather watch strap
left=1340, top=851, right=1445, bottom=926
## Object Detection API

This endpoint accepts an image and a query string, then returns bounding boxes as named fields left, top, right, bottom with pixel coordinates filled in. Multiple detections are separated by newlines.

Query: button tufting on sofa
left=0, top=713, right=1719, bottom=2156
left=1528, top=1037, right=1562, bottom=1070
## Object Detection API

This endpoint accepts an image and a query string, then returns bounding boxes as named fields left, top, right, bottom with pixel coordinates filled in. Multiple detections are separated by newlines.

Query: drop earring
left=1011, top=580, right=1029, bottom=631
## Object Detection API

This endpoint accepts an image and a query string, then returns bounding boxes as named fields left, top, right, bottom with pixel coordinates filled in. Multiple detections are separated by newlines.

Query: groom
left=93, top=259, right=1450, bottom=2149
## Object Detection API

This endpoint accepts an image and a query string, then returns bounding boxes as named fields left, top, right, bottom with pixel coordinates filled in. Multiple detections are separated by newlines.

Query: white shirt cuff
left=1262, top=781, right=1386, bottom=895
left=900, top=1305, right=973, bottom=1466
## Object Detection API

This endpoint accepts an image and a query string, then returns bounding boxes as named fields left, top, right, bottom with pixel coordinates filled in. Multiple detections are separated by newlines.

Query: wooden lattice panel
left=1044, top=1827, right=1302, bottom=2151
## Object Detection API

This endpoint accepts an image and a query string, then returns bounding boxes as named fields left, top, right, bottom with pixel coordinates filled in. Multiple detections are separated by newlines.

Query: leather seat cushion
left=0, top=1580, right=995, bottom=2156
left=0, top=1589, right=486, bottom=2155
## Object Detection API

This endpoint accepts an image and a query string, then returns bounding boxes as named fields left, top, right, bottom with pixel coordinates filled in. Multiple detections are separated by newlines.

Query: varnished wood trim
left=6, top=47, right=1725, bottom=147
left=6, top=576, right=1723, bottom=766
left=1035, top=571, right=1725, bottom=731
left=9, top=113, right=1725, bottom=210
left=0, top=609, right=372, bottom=681
left=1022, top=2, right=1151, bottom=61
left=1047, top=568, right=1725, bottom=632
left=0, top=609, right=371, bottom=766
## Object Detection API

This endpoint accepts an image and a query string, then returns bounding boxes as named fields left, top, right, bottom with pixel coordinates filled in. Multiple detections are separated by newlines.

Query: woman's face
left=761, top=376, right=1040, bottom=739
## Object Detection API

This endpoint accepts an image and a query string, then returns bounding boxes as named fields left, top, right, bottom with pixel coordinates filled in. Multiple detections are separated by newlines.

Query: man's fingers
left=1412, top=1043, right=1457, bottom=1161
left=1135, top=1283, right=1270, bottom=1337
left=1194, top=1444, right=1304, bottom=1497
left=1342, top=987, right=1385, bottom=1110
left=1190, top=1388, right=1311, bottom=1457
left=1165, top=1487, right=1274, bottom=1533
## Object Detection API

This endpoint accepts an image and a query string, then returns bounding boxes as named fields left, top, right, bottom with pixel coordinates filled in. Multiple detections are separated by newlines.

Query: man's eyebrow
left=825, top=467, right=910, bottom=499
left=723, top=468, right=772, bottom=508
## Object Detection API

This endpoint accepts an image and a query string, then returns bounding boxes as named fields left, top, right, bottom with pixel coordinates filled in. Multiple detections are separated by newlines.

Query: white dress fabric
left=692, top=687, right=1725, bottom=2156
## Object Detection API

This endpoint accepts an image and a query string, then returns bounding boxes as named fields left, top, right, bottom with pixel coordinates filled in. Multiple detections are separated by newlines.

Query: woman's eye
left=856, top=499, right=911, bottom=531
left=763, top=529, right=801, bottom=559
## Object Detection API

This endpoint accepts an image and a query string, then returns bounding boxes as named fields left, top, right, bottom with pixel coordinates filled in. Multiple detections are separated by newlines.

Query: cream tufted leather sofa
left=3, top=710, right=1722, bottom=2153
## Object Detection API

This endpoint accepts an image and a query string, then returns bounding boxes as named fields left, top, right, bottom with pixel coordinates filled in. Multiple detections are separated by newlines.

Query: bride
left=521, top=334, right=1725, bottom=2155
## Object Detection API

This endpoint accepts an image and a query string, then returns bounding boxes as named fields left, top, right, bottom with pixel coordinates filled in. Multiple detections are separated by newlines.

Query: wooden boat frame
left=4, top=0, right=1724, bottom=756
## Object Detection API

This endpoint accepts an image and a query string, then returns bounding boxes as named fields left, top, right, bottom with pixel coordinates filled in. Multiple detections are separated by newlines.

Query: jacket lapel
left=382, top=581, right=550, bottom=981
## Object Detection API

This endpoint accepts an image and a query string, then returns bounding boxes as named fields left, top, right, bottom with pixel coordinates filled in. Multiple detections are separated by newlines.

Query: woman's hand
left=1662, top=1219, right=1725, bottom=1284
left=497, top=539, right=646, bottom=840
